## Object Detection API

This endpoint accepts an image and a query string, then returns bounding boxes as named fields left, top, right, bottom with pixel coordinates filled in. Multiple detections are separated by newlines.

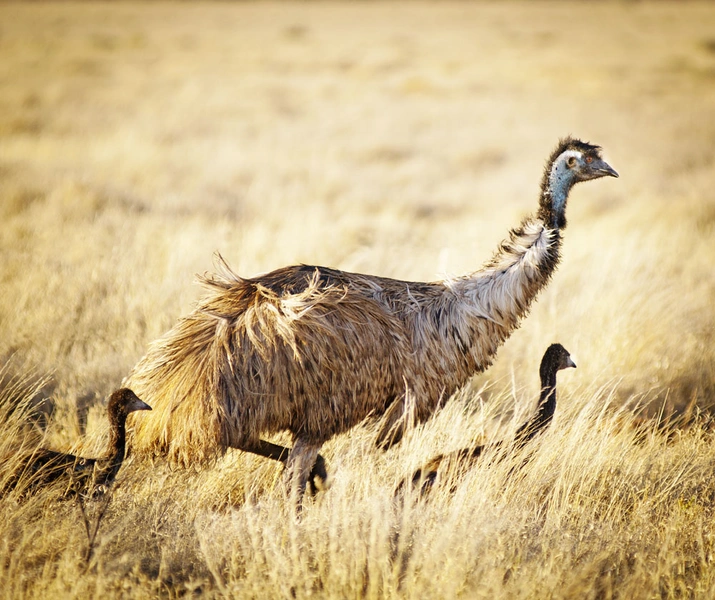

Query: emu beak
left=567, top=357, right=577, bottom=369
left=596, top=159, right=619, bottom=178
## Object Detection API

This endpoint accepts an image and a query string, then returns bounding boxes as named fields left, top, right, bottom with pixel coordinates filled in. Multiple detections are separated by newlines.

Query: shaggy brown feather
left=126, top=138, right=616, bottom=497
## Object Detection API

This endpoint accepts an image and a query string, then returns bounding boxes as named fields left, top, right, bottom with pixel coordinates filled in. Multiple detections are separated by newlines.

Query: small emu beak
left=567, top=357, right=577, bottom=369
left=134, top=400, right=153, bottom=412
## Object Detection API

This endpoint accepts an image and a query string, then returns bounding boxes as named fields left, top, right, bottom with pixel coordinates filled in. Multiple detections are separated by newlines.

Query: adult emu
left=126, top=137, right=617, bottom=497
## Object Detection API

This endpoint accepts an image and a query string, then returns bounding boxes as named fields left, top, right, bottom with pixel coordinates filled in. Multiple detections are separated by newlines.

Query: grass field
left=1, top=1, right=715, bottom=598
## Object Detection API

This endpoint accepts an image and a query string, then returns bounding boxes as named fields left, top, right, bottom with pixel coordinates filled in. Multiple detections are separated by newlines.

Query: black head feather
left=539, top=343, right=576, bottom=382
left=548, top=137, right=602, bottom=163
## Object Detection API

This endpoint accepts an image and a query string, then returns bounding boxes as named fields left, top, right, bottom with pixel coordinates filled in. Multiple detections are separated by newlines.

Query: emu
left=9, top=389, right=151, bottom=497
left=398, top=343, right=576, bottom=495
left=126, top=137, right=617, bottom=497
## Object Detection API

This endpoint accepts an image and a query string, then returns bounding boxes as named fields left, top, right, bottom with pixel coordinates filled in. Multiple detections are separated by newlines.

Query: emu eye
left=585, top=156, right=593, bottom=164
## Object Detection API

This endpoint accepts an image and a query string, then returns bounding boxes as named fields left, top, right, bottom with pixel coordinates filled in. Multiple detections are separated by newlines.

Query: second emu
left=398, top=343, right=576, bottom=495
left=6, top=389, right=151, bottom=498
left=127, top=137, right=617, bottom=497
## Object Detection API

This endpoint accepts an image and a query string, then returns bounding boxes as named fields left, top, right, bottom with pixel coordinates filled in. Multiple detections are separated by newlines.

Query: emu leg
left=239, top=439, right=329, bottom=495
left=242, top=439, right=290, bottom=462
left=284, top=439, right=322, bottom=500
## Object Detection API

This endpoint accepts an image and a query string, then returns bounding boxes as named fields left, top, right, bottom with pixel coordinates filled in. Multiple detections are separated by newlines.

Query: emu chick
left=11, top=389, right=151, bottom=497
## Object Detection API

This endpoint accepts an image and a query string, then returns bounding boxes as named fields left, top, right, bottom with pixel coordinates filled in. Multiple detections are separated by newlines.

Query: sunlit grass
left=2, top=375, right=715, bottom=598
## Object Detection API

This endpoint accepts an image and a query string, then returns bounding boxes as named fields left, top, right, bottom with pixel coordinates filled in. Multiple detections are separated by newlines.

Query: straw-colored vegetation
left=1, top=1, right=715, bottom=598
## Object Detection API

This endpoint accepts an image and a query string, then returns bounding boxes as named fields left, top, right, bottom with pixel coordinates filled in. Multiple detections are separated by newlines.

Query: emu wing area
left=128, top=263, right=480, bottom=465
left=213, top=265, right=435, bottom=446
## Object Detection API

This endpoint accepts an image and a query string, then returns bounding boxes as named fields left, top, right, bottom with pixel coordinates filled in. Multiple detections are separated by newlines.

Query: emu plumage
left=127, top=137, right=617, bottom=496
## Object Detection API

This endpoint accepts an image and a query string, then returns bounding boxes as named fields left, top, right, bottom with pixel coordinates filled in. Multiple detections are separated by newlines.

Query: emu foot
left=307, top=454, right=330, bottom=496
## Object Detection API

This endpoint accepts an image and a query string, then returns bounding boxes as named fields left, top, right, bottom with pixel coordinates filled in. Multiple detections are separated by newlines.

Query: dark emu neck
left=513, top=359, right=559, bottom=448
left=103, top=410, right=129, bottom=481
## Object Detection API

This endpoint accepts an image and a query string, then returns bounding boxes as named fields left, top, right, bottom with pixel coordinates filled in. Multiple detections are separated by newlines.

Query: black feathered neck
left=513, top=343, right=572, bottom=447
left=106, top=390, right=137, bottom=460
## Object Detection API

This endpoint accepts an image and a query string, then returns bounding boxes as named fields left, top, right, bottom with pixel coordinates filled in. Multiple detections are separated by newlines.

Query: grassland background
left=1, top=1, right=715, bottom=598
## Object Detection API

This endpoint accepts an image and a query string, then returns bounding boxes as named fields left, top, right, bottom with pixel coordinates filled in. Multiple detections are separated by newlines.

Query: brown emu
left=399, top=343, right=576, bottom=495
left=10, top=389, right=151, bottom=497
left=126, top=138, right=616, bottom=497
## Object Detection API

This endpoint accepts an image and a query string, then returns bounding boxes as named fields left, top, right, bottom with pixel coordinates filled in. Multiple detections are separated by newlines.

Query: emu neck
left=514, top=369, right=557, bottom=446
left=537, top=156, right=575, bottom=230
left=536, top=370, right=558, bottom=426
left=105, top=411, right=128, bottom=471
left=438, top=216, right=562, bottom=387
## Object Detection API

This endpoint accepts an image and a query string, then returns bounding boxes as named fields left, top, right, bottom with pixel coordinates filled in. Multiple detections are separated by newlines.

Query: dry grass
left=1, top=1, right=715, bottom=598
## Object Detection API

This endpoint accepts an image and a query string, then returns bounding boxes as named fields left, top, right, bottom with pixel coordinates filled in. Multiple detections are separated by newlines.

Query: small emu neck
left=514, top=369, right=557, bottom=446
left=107, top=413, right=128, bottom=467
left=537, top=371, right=558, bottom=421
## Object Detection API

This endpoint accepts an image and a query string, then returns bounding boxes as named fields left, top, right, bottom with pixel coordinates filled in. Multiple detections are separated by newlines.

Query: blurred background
left=1, top=1, right=714, bottom=433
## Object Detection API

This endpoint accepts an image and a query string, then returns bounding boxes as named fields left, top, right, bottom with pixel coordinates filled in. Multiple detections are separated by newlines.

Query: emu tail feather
left=126, top=259, right=249, bottom=467
left=126, top=313, right=226, bottom=467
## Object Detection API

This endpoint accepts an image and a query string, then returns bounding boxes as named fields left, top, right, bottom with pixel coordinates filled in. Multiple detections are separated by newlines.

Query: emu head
left=540, top=343, right=577, bottom=382
left=548, top=138, right=619, bottom=187
left=541, top=137, right=618, bottom=228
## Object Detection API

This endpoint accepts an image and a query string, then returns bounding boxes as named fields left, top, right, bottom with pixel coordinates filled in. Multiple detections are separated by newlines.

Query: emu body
left=400, top=343, right=576, bottom=495
left=127, top=138, right=617, bottom=496
left=9, top=389, right=151, bottom=497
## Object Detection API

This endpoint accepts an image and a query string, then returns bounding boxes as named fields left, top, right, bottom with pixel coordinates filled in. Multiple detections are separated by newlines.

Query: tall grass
left=1, top=1, right=715, bottom=597
left=2, top=376, right=715, bottom=598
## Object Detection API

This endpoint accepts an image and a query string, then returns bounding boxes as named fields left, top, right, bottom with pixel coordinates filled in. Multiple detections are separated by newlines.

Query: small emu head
left=540, top=343, right=577, bottom=381
left=108, top=388, right=152, bottom=419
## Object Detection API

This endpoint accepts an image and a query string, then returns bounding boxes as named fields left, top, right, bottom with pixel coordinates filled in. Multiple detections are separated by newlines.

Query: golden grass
left=1, top=1, right=715, bottom=597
